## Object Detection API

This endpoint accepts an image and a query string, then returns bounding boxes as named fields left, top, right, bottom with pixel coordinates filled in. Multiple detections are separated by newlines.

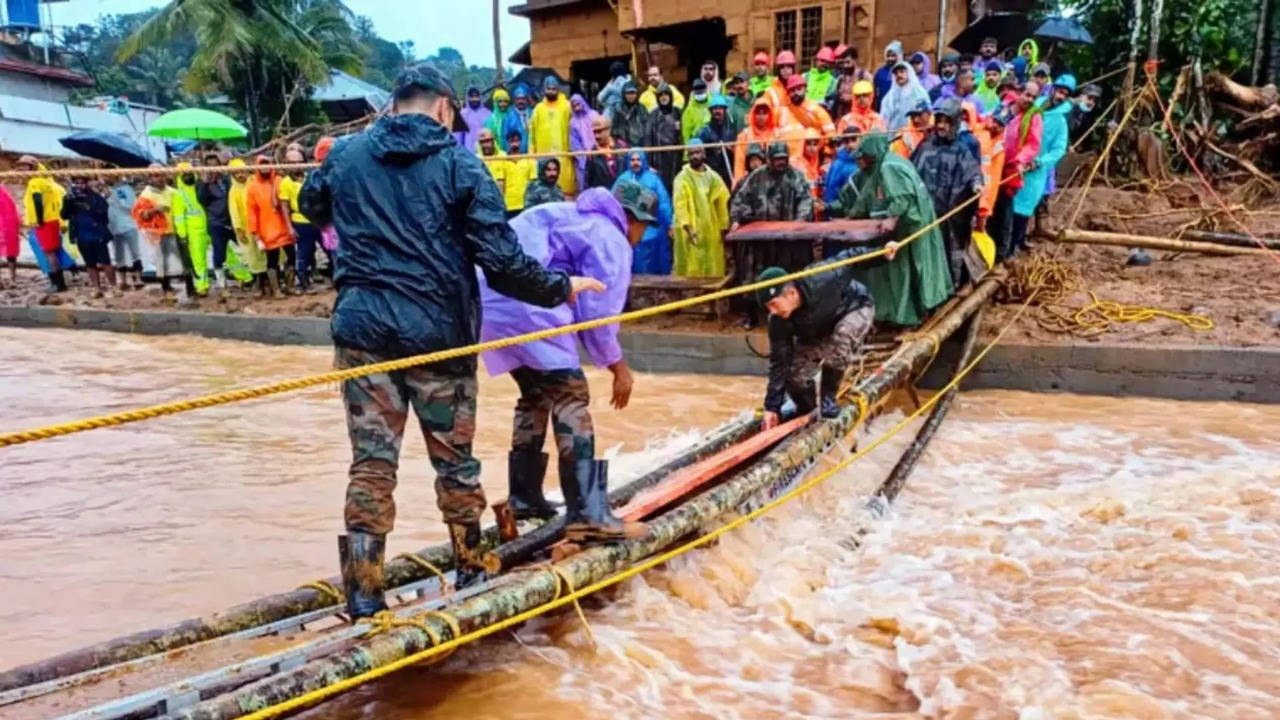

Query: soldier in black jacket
left=755, top=244, right=897, bottom=429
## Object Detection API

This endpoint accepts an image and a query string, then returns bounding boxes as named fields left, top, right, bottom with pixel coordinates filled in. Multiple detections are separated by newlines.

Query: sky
left=42, top=0, right=533, bottom=68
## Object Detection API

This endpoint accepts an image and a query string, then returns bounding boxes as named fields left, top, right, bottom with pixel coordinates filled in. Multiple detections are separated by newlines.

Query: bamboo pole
left=1056, top=228, right=1273, bottom=255
left=0, top=415, right=756, bottom=695
left=1182, top=228, right=1280, bottom=251
left=171, top=275, right=1006, bottom=720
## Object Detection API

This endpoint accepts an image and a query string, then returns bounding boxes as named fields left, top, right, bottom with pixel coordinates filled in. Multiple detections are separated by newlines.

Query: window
left=800, top=7, right=823, bottom=71
left=774, top=6, right=824, bottom=71
left=774, top=9, right=796, bottom=58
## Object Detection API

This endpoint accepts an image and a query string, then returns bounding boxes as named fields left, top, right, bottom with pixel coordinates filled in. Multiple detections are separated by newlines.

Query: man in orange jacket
left=733, top=97, right=784, bottom=184
left=245, top=154, right=295, bottom=297
left=836, top=81, right=886, bottom=135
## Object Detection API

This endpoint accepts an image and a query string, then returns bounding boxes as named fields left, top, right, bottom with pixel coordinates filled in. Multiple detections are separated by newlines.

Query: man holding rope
left=300, top=62, right=604, bottom=617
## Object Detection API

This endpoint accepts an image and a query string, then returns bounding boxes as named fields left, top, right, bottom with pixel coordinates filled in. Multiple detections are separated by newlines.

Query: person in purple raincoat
left=477, top=184, right=659, bottom=544
left=568, top=93, right=599, bottom=193
left=455, top=87, right=492, bottom=152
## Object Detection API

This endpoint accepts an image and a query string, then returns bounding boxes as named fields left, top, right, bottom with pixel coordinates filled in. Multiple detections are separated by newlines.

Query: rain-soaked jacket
left=299, top=112, right=570, bottom=373
left=610, top=83, right=649, bottom=149
left=837, top=133, right=953, bottom=326
left=524, top=158, right=566, bottom=208
left=728, top=162, right=814, bottom=225
left=823, top=146, right=860, bottom=205
left=611, top=149, right=673, bottom=274
left=647, top=86, right=684, bottom=192
left=478, top=187, right=631, bottom=376
left=1013, top=99, right=1071, bottom=216
left=913, top=131, right=984, bottom=286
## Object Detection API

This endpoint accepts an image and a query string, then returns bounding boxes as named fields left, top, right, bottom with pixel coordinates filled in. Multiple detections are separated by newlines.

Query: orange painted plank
left=614, top=415, right=812, bottom=521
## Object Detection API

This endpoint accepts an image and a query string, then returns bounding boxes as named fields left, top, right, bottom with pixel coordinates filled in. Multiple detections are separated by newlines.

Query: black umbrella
left=948, top=12, right=1034, bottom=56
left=58, top=130, right=156, bottom=168
left=1035, top=16, right=1094, bottom=45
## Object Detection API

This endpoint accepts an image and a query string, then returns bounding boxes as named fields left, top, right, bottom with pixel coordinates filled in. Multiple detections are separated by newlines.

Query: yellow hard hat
left=228, top=158, right=247, bottom=168
left=852, top=80, right=874, bottom=96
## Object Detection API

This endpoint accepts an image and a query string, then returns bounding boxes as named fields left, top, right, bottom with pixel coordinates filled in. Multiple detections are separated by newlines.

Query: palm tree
left=117, top=0, right=364, bottom=143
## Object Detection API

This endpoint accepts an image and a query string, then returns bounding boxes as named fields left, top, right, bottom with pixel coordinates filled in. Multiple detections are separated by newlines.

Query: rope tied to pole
left=394, top=552, right=454, bottom=596
left=296, top=580, right=344, bottom=605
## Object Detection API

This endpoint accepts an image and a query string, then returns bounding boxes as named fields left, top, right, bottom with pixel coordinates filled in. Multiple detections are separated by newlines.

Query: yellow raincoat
left=172, top=162, right=212, bottom=293
left=528, top=94, right=575, bottom=194
left=23, top=166, right=65, bottom=227
left=671, top=161, right=730, bottom=277
left=227, top=159, right=267, bottom=274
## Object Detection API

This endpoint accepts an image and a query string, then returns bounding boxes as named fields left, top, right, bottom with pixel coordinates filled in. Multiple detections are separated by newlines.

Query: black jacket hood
left=369, top=113, right=456, bottom=166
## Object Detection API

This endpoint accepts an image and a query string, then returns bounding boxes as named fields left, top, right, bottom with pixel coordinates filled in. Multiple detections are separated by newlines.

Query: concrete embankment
left=1, top=305, right=1276, bottom=403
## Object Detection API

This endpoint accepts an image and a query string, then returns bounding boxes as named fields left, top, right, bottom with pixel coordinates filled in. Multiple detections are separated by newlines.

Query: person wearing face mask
left=172, top=160, right=212, bottom=296
left=1068, top=83, right=1102, bottom=140
left=484, top=88, right=514, bottom=151
left=530, top=77, right=575, bottom=194
left=245, top=154, right=294, bottom=297
left=682, top=78, right=713, bottom=145
left=455, top=87, right=491, bottom=152
left=930, top=52, right=961, bottom=102
left=671, top=138, right=730, bottom=277
left=639, top=65, right=686, bottom=110
left=873, top=40, right=903, bottom=111
left=699, top=60, right=722, bottom=98
left=297, top=62, right=603, bottom=610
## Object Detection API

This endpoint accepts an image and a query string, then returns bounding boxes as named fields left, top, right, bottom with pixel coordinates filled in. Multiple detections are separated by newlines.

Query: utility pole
left=493, top=0, right=505, bottom=84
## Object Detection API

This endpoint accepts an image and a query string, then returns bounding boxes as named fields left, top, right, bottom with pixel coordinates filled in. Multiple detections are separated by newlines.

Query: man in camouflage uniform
left=301, top=62, right=602, bottom=619
left=754, top=241, right=897, bottom=430
left=729, top=141, right=814, bottom=230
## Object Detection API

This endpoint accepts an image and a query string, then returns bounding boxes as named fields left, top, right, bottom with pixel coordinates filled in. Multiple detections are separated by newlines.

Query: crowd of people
left=2, top=141, right=341, bottom=302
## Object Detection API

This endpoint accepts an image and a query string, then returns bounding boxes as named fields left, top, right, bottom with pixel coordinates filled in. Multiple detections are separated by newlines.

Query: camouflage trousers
left=510, top=367, right=595, bottom=466
left=788, top=305, right=876, bottom=387
left=336, top=346, right=484, bottom=534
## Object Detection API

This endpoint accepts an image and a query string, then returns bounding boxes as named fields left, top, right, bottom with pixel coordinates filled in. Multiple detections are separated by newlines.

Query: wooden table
left=724, top=219, right=892, bottom=285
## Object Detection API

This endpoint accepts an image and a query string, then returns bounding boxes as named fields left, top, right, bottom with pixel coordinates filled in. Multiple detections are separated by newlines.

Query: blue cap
left=687, top=138, right=704, bottom=147
left=906, top=99, right=932, bottom=115
left=543, top=75, right=560, bottom=90
left=709, top=94, right=730, bottom=109
left=1053, top=73, right=1078, bottom=93
left=393, top=62, right=467, bottom=132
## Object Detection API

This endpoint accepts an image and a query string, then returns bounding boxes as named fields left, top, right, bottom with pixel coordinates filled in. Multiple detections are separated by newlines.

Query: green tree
left=117, top=0, right=365, bottom=144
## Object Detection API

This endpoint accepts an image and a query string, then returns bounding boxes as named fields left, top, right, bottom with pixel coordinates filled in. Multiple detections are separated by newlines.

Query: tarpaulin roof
left=314, top=69, right=389, bottom=122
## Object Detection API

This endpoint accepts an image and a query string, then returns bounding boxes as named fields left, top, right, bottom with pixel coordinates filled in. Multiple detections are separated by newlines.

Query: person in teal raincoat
left=1012, top=75, right=1075, bottom=218
left=611, top=149, right=673, bottom=274
left=833, top=132, right=953, bottom=326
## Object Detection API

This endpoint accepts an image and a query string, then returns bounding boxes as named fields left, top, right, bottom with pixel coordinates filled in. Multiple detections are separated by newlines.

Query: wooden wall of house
left=527, top=2, right=631, bottom=77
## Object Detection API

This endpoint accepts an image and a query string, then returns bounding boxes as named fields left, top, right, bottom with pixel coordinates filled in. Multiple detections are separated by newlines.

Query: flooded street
left=3, top=327, right=1280, bottom=719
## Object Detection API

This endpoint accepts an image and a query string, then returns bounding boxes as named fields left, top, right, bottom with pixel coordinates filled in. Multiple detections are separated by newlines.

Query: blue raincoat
left=502, top=85, right=533, bottom=153
left=1012, top=99, right=1072, bottom=216
left=611, top=149, right=673, bottom=274
left=823, top=147, right=860, bottom=205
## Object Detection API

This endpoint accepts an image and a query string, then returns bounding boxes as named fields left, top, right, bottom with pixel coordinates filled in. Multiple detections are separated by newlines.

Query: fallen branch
left=1203, top=139, right=1279, bottom=188
left=1056, top=227, right=1273, bottom=255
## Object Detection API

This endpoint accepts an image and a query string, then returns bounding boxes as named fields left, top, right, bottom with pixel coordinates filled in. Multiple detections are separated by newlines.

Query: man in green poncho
left=828, top=132, right=953, bottom=327
left=485, top=88, right=514, bottom=151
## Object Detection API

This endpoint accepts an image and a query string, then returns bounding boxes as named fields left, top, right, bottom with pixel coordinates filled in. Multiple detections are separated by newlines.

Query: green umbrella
left=147, top=108, right=249, bottom=141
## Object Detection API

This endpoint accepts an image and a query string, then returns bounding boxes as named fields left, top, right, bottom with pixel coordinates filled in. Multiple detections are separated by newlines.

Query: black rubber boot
left=507, top=450, right=560, bottom=521
left=563, top=459, right=648, bottom=544
left=338, top=531, right=388, bottom=621
left=787, top=380, right=818, bottom=416
left=447, top=521, right=487, bottom=589
left=819, top=366, right=844, bottom=419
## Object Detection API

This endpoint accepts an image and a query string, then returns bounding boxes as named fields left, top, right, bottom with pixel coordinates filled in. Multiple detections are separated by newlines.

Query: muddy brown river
left=2, top=327, right=1279, bottom=719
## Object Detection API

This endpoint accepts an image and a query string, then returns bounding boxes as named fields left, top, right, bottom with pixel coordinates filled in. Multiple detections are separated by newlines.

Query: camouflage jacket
left=729, top=165, right=814, bottom=224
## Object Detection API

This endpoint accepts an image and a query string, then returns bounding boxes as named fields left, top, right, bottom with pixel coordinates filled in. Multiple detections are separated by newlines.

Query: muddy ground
left=3, top=186, right=1277, bottom=348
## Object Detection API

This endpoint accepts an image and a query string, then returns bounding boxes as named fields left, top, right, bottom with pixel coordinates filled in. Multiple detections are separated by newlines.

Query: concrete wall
left=0, top=71, right=70, bottom=103
left=2, top=305, right=1277, bottom=404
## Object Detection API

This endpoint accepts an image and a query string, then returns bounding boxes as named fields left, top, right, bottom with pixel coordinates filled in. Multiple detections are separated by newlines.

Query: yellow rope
left=297, top=580, right=344, bottom=605
left=231, top=286, right=1041, bottom=720
left=517, top=563, right=598, bottom=649
left=356, top=608, right=463, bottom=665
left=0, top=180, right=1004, bottom=450
left=394, top=552, right=454, bottom=596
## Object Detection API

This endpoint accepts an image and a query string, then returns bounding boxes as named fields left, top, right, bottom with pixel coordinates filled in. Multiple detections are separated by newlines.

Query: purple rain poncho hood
left=478, top=187, right=632, bottom=376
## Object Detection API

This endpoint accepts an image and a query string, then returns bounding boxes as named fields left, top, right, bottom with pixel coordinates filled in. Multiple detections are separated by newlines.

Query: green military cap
left=767, top=141, right=790, bottom=159
left=612, top=179, right=658, bottom=222
left=756, top=266, right=789, bottom=307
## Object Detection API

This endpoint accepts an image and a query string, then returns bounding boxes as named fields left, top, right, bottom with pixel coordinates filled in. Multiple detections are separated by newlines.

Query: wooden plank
left=615, top=415, right=812, bottom=520
left=726, top=219, right=891, bottom=244
left=630, top=274, right=731, bottom=291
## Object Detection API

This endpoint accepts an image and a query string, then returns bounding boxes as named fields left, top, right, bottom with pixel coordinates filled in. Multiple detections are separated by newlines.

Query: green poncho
left=836, top=133, right=954, bottom=326
left=682, top=95, right=712, bottom=145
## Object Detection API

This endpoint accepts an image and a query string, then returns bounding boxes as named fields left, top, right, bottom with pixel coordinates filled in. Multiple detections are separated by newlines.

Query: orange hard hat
left=753, top=51, right=770, bottom=65
left=834, top=44, right=850, bottom=57
left=775, top=50, right=797, bottom=66
left=314, top=136, right=336, bottom=162
left=815, top=47, right=836, bottom=63
left=785, top=74, right=807, bottom=91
